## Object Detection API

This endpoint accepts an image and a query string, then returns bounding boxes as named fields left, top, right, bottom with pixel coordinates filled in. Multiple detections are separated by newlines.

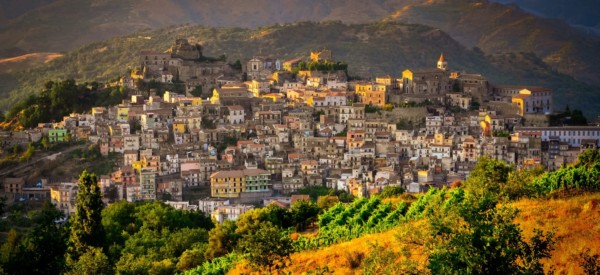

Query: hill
left=227, top=193, right=600, bottom=274
left=0, top=0, right=599, bottom=89
left=489, top=0, right=600, bottom=34
left=383, top=0, right=600, bottom=87
left=0, top=0, right=413, bottom=58
left=1, top=21, right=599, bottom=116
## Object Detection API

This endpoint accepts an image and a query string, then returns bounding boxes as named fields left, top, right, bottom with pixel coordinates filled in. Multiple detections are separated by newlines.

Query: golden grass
left=228, top=220, right=429, bottom=275
left=512, top=193, right=600, bottom=274
left=228, top=193, right=600, bottom=274
left=0, top=52, right=63, bottom=73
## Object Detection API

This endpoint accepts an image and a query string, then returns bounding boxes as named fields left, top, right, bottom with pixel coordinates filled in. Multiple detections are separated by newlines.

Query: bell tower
left=437, top=53, right=447, bottom=71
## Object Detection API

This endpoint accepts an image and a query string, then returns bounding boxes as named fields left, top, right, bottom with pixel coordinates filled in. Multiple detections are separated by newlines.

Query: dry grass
left=512, top=193, right=600, bottom=274
left=228, top=220, right=429, bottom=275
left=228, top=193, right=600, bottom=274
left=0, top=52, right=63, bottom=73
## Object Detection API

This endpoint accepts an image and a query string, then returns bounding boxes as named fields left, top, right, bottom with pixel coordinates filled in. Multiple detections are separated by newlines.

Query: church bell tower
left=437, top=53, right=448, bottom=71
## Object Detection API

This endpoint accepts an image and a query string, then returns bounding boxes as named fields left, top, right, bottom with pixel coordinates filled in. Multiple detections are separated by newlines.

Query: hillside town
left=2, top=38, right=599, bottom=223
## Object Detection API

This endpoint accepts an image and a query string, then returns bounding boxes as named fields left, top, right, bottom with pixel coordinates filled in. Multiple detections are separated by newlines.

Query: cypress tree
left=66, top=170, right=106, bottom=265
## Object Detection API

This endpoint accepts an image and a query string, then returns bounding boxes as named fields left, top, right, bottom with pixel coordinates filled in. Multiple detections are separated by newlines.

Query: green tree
left=378, top=186, right=405, bottom=198
left=463, top=156, right=513, bottom=198
left=66, top=170, right=106, bottom=266
left=317, top=195, right=340, bottom=210
left=190, top=85, right=203, bottom=97
left=149, top=259, right=176, bottom=275
left=505, top=165, right=546, bottom=199
left=577, top=148, right=600, bottom=168
left=21, top=142, right=35, bottom=161
left=427, top=192, right=554, bottom=274
left=0, top=229, right=28, bottom=274
left=27, top=202, right=69, bottom=274
left=67, top=247, right=111, bottom=275
left=237, top=223, right=293, bottom=268
left=177, top=245, right=207, bottom=272
left=205, top=220, right=238, bottom=260
left=290, top=199, right=320, bottom=231
left=41, top=136, right=50, bottom=150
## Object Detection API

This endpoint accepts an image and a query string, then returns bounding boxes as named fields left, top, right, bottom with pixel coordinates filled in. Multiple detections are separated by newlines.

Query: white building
left=514, top=126, right=600, bottom=147
left=211, top=204, right=254, bottom=224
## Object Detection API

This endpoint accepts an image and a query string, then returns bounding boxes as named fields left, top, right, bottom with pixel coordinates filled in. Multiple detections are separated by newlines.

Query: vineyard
left=293, top=188, right=465, bottom=251
left=533, top=163, right=600, bottom=196
left=186, top=253, right=239, bottom=275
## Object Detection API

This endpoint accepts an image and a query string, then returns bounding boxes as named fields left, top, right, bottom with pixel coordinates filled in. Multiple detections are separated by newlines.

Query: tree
left=21, top=142, right=35, bottom=161
left=190, top=85, right=203, bottom=97
left=149, top=259, right=176, bottom=275
left=176, top=245, right=207, bottom=272
left=0, top=197, right=5, bottom=216
left=427, top=192, right=554, bottom=274
left=0, top=203, right=68, bottom=274
left=378, top=186, right=405, bottom=198
left=290, top=199, right=320, bottom=231
left=66, top=170, right=106, bottom=266
left=463, top=156, right=513, bottom=199
left=205, top=220, right=238, bottom=260
left=579, top=248, right=600, bottom=275
left=27, top=202, right=69, bottom=274
left=41, top=137, right=50, bottom=150
left=237, top=223, right=293, bottom=268
left=505, top=165, right=546, bottom=199
left=0, top=229, right=28, bottom=274
left=317, top=195, right=339, bottom=210
left=67, top=247, right=111, bottom=275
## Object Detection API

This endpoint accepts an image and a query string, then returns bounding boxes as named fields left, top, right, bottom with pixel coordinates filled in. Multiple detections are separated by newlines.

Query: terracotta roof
left=210, top=169, right=270, bottom=178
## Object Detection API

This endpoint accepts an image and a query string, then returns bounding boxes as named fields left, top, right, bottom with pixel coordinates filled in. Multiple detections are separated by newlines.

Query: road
left=0, top=143, right=88, bottom=178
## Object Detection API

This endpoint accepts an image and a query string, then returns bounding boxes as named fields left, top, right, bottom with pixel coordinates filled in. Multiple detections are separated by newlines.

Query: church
left=401, top=54, right=452, bottom=95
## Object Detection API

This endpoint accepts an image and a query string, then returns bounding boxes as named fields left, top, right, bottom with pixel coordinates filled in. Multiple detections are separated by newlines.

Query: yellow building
left=310, top=49, right=332, bottom=62
left=117, top=106, right=129, bottom=122
left=262, top=93, right=283, bottom=102
left=512, top=94, right=527, bottom=116
left=375, top=75, right=393, bottom=86
left=173, top=122, right=186, bottom=134
left=283, top=57, right=302, bottom=72
left=210, top=169, right=271, bottom=198
left=355, top=82, right=386, bottom=107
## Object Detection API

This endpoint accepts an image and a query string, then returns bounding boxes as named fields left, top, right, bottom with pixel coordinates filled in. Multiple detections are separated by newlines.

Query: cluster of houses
left=2, top=40, right=599, bottom=223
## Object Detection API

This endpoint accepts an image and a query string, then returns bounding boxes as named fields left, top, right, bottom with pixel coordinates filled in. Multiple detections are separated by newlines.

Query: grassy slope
left=0, top=53, right=63, bottom=73
left=228, top=193, right=600, bottom=274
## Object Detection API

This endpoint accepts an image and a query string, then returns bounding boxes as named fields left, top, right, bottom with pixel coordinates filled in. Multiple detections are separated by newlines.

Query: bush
left=378, top=186, right=404, bottom=198
left=237, top=223, right=293, bottom=268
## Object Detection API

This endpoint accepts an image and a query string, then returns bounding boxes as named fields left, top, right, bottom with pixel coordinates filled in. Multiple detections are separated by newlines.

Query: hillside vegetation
left=228, top=193, right=600, bottom=274
left=1, top=21, right=599, bottom=116
left=2, top=151, right=600, bottom=274
left=187, top=152, right=600, bottom=275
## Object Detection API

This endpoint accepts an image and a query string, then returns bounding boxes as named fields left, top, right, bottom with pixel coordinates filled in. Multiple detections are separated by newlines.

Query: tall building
left=140, top=168, right=156, bottom=201
left=210, top=169, right=271, bottom=198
